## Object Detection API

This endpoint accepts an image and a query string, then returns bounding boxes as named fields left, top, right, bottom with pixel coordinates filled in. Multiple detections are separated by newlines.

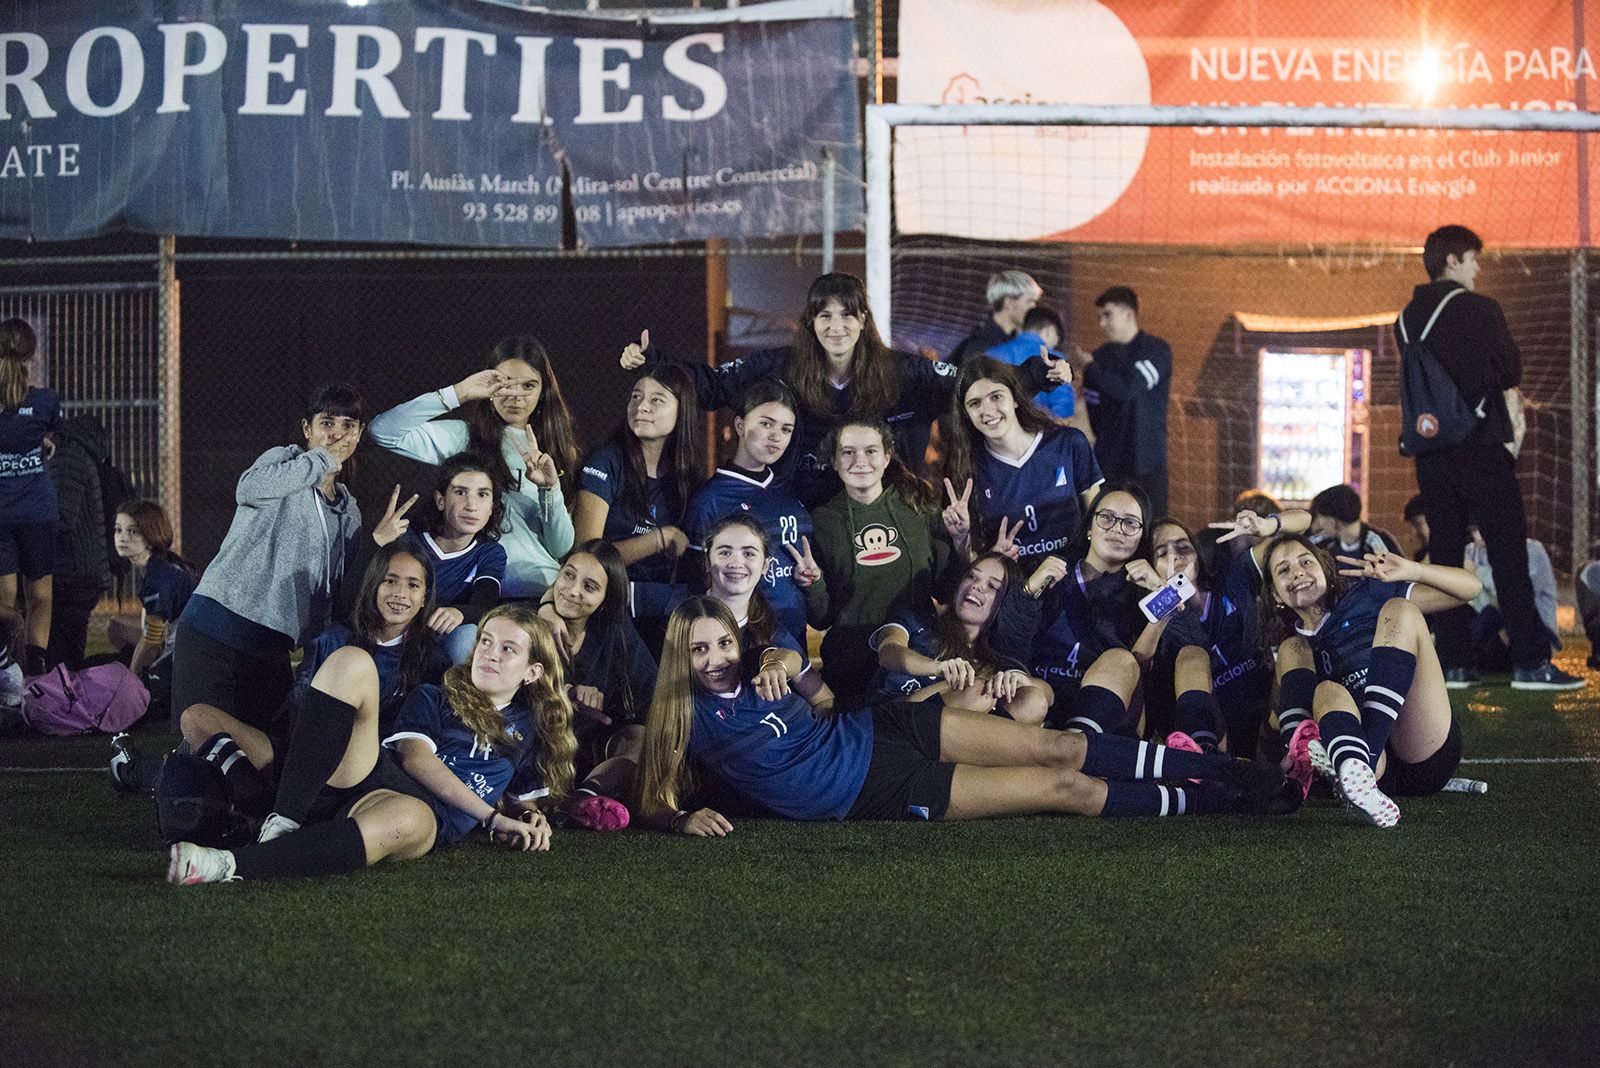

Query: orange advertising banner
left=896, top=0, right=1599, bottom=246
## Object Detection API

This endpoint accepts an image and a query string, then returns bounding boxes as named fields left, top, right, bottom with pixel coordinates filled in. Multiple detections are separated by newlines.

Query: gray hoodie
left=190, top=445, right=363, bottom=647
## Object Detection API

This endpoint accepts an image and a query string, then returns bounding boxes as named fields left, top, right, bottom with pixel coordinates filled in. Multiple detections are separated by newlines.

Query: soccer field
left=3, top=657, right=1597, bottom=1068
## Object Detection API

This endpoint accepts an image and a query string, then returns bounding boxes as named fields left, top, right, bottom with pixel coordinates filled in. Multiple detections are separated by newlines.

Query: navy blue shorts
left=847, top=701, right=955, bottom=822
left=306, top=747, right=434, bottom=824
left=0, top=520, right=53, bottom=580
left=170, top=622, right=294, bottom=737
left=1379, top=717, right=1463, bottom=798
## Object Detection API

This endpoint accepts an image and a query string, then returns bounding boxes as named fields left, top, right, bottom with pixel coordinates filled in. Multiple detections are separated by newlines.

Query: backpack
left=154, top=753, right=256, bottom=847
left=20, top=663, right=150, bottom=736
left=1397, top=288, right=1483, bottom=456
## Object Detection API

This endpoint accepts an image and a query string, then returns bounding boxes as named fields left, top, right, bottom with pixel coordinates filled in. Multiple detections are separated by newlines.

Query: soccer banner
left=897, top=0, right=1598, bottom=247
left=0, top=0, right=861, bottom=248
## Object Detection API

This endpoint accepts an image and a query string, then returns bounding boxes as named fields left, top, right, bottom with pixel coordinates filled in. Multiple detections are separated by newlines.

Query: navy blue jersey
left=140, top=555, right=197, bottom=662
left=404, top=532, right=506, bottom=607
left=0, top=387, right=60, bottom=523
left=298, top=623, right=448, bottom=736
left=385, top=684, right=547, bottom=844
left=689, top=687, right=871, bottom=820
left=737, top=613, right=812, bottom=685
left=1029, top=560, right=1145, bottom=698
left=973, top=428, right=1102, bottom=562
left=579, top=442, right=685, bottom=585
left=567, top=614, right=658, bottom=734
left=686, top=468, right=813, bottom=641
left=1300, top=579, right=1413, bottom=693
left=867, top=610, right=943, bottom=698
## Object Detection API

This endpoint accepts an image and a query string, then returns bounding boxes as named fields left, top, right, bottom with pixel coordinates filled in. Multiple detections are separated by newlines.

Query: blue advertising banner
left=0, top=0, right=861, bottom=248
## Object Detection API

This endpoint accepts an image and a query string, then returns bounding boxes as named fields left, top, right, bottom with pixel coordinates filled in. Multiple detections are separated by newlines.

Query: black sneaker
left=1444, top=667, right=1480, bottom=690
left=1510, top=663, right=1586, bottom=691
left=1217, top=757, right=1287, bottom=803
left=109, top=733, right=161, bottom=794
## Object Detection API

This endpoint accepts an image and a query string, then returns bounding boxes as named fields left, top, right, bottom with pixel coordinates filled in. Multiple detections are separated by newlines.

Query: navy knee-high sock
left=1359, top=647, right=1415, bottom=766
left=197, top=732, right=274, bottom=816
left=1277, top=668, right=1317, bottom=738
left=1080, top=734, right=1227, bottom=782
left=1318, top=709, right=1370, bottom=772
left=1064, top=684, right=1133, bottom=735
left=1099, top=782, right=1198, bottom=817
left=230, top=818, right=368, bottom=880
left=1173, top=690, right=1222, bottom=750
left=270, top=688, right=358, bottom=824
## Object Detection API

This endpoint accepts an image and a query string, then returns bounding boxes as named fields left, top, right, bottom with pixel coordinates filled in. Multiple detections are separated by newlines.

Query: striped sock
left=1080, top=734, right=1226, bottom=782
left=1359, top=647, right=1415, bottom=768
left=1099, top=781, right=1196, bottom=817
left=1277, top=668, right=1317, bottom=739
left=1063, top=684, right=1132, bottom=735
left=1174, top=690, right=1222, bottom=751
left=199, top=732, right=273, bottom=815
left=1319, top=709, right=1371, bottom=772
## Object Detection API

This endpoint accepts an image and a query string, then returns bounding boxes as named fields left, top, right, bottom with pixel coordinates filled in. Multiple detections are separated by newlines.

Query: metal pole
left=867, top=0, right=882, bottom=107
left=1571, top=250, right=1590, bottom=577
left=157, top=235, right=182, bottom=552
left=822, top=150, right=836, bottom=274
left=865, top=106, right=892, bottom=346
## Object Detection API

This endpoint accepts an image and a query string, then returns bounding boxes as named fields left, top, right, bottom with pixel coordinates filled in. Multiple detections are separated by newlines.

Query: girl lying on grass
left=168, top=604, right=576, bottom=883
left=1260, top=534, right=1480, bottom=829
left=634, top=598, right=1289, bottom=836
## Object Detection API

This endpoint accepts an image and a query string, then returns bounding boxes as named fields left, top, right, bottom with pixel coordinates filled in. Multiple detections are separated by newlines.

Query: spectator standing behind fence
left=1071, top=287, right=1172, bottom=520
left=45, top=414, right=110, bottom=669
left=0, top=317, right=58, bottom=677
left=1400, top=225, right=1580, bottom=690
left=368, top=337, right=578, bottom=600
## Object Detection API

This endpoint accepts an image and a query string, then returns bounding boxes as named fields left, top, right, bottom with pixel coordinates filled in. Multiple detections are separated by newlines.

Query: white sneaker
left=257, top=813, right=301, bottom=844
left=1306, top=738, right=1337, bottom=786
left=1334, top=759, right=1401, bottom=829
left=167, top=842, right=239, bottom=885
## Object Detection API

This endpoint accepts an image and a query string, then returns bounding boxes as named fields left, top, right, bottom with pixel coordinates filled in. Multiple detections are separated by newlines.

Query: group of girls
left=41, top=269, right=1472, bottom=886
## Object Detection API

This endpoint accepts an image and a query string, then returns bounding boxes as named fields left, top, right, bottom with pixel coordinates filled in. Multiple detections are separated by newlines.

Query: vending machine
left=1256, top=347, right=1370, bottom=505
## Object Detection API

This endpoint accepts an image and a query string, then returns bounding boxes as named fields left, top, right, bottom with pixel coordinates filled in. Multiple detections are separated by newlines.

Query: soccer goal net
left=866, top=102, right=1600, bottom=573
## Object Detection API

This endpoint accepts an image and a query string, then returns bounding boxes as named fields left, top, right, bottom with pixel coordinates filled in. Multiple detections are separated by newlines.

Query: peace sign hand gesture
left=1209, top=510, right=1276, bottom=544
left=784, top=536, right=822, bottom=588
left=620, top=329, right=651, bottom=371
left=992, top=516, right=1025, bottom=559
left=1337, top=551, right=1415, bottom=584
left=373, top=484, right=419, bottom=546
left=942, top=478, right=974, bottom=545
left=516, top=427, right=559, bottom=489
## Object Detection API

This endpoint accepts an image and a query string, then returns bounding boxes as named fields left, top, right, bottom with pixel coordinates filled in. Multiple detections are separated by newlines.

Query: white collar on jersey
left=715, top=466, right=775, bottom=490
left=423, top=531, right=478, bottom=560
left=1294, top=613, right=1331, bottom=638
left=377, top=633, right=405, bottom=648
left=983, top=430, right=1043, bottom=469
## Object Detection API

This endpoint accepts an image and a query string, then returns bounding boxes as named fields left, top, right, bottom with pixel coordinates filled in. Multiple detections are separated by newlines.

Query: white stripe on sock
left=1365, top=684, right=1405, bottom=706
left=1157, top=785, right=1170, bottom=816
left=1175, top=788, right=1188, bottom=815
left=218, top=750, right=245, bottom=775
left=1066, top=718, right=1104, bottom=733
left=1137, top=740, right=1150, bottom=779
left=1152, top=744, right=1165, bottom=779
left=1362, top=699, right=1401, bottom=719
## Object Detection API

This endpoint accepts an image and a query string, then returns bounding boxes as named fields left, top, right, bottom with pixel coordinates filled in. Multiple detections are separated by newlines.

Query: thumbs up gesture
left=620, top=329, right=651, bottom=371
left=1041, top=344, right=1072, bottom=386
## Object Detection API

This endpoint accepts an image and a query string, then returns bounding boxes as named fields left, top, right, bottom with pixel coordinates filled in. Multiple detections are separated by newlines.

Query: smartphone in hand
left=1139, top=572, right=1198, bottom=624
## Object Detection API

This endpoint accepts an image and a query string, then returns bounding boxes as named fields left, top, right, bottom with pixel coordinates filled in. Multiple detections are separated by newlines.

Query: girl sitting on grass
left=870, top=552, right=1053, bottom=725
left=168, top=604, right=576, bottom=883
left=402, top=452, right=509, bottom=664
left=1259, top=534, right=1480, bottom=828
left=633, top=598, right=1287, bottom=836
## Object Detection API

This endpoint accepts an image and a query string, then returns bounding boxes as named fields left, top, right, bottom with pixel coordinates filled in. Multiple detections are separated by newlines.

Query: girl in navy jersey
left=1008, top=483, right=1162, bottom=734
left=942, top=358, right=1101, bottom=565
left=621, top=272, right=985, bottom=508
left=168, top=605, right=575, bottom=883
left=108, top=500, right=195, bottom=680
left=0, top=318, right=58, bottom=677
left=574, top=365, right=703, bottom=650
left=1260, top=533, right=1480, bottom=828
left=700, top=514, right=827, bottom=709
left=151, top=542, right=446, bottom=805
left=369, top=337, right=577, bottom=599
left=785, top=417, right=967, bottom=702
left=871, top=553, right=1053, bottom=724
left=685, top=382, right=813, bottom=642
left=537, top=540, right=656, bottom=831
left=404, top=452, right=509, bottom=663
left=635, top=598, right=1287, bottom=835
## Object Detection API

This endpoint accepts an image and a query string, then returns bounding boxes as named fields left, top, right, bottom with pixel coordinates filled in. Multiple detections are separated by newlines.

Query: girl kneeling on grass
left=168, top=604, right=576, bottom=883
left=870, top=552, right=1053, bottom=725
left=1261, top=534, right=1480, bottom=829
left=634, top=598, right=1287, bottom=836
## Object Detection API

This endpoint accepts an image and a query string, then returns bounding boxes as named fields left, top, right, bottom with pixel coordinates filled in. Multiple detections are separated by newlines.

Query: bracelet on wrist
left=672, top=810, right=690, bottom=832
left=483, top=809, right=498, bottom=830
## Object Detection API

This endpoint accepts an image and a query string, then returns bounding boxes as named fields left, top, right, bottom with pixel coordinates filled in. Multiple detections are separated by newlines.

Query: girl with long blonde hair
left=637, top=599, right=1290, bottom=837
left=168, top=604, right=576, bottom=883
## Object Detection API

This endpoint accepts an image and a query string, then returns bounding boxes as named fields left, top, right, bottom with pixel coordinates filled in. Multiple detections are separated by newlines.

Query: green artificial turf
left=2, top=659, right=1596, bottom=1068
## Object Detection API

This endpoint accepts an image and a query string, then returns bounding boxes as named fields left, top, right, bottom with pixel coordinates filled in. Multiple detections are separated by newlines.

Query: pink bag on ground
left=21, top=663, right=150, bottom=735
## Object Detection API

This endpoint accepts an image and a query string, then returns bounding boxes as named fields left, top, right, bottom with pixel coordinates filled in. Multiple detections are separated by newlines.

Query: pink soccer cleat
left=1281, top=720, right=1320, bottom=800
left=568, top=794, right=630, bottom=832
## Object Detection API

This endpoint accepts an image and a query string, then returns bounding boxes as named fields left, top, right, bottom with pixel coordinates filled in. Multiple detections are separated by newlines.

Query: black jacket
left=1399, top=280, right=1521, bottom=449
left=48, top=416, right=110, bottom=587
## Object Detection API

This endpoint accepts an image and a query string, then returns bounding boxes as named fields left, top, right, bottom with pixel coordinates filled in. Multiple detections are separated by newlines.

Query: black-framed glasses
left=1093, top=511, right=1144, bottom=536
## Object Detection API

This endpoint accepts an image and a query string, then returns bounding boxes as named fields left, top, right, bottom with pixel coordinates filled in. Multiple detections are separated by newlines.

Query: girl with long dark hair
left=404, top=452, right=509, bottom=663
left=0, top=317, right=58, bottom=676
left=369, top=336, right=577, bottom=598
